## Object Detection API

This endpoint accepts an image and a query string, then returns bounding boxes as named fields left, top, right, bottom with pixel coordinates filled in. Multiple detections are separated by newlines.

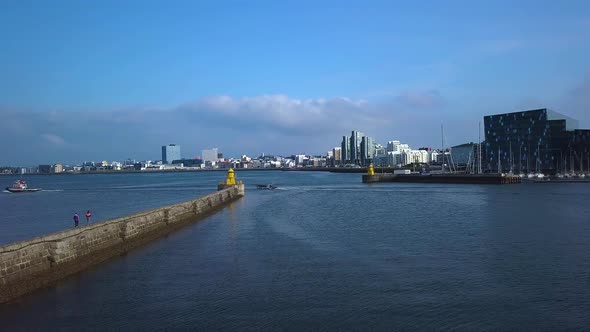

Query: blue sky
left=1, top=0, right=589, bottom=164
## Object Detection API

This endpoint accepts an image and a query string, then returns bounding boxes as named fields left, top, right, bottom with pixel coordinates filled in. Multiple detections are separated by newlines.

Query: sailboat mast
left=519, top=144, right=522, bottom=174
left=509, top=142, right=513, bottom=174
left=536, top=143, right=541, bottom=174
left=478, top=122, right=482, bottom=174
left=527, top=142, right=530, bottom=173
left=441, top=124, right=445, bottom=174
left=497, top=147, right=501, bottom=173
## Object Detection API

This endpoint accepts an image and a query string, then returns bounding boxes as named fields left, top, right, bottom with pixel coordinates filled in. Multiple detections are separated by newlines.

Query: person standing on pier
left=85, top=210, right=92, bottom=225
left=73, top=213, right=79, bottom=227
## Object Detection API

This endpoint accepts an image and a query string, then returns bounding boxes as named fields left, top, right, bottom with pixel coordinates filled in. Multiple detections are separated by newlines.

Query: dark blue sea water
left=1, top=171, right=590, bottom=330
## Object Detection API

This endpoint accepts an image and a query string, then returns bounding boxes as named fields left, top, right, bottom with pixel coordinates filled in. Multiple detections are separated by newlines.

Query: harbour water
left=1, top=171, right=590, bottom=330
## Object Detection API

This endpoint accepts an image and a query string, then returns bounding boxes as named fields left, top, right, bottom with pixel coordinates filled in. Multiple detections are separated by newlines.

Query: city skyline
left=1, top=1, right=590, bottom=164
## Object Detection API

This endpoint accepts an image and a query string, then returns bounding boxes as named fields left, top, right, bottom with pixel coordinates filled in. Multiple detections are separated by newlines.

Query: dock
left=363, top=173, right=521, bottom=184
left=362, top=165, right=521, bottom=184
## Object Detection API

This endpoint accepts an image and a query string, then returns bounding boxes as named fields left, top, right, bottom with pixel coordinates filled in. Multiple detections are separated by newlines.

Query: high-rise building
left=360, top=136, right=376, bottom=166
left=202, top=148, right=219, bottom=163
left=162, top=144, right=181, bottom=164
left=332, top=147, right=342, bottom=165
left=484, top=108, right=589, bottom=174
left=387, top=141, right=401, bottom=152
left=349, top=131, right=364, bottom=165
left=341, top=136, right=350, bottom=163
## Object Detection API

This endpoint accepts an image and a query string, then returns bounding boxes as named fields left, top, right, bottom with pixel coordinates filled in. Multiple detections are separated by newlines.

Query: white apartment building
left=202, top=148, right=219, bottom=163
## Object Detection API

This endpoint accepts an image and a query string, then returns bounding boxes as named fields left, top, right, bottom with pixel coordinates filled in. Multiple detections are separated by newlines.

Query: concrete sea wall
left=0, top=184, right=245, bottom=303
left=362, top=173, right=522, bottom=184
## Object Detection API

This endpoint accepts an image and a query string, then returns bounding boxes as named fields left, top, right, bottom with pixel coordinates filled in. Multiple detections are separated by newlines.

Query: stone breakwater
left=0, top=184, right=245, bottom=303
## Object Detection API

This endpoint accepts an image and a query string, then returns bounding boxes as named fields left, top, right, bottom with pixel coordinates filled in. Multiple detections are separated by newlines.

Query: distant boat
left=5, top=180, right=41, bottom=193
left=256, top=184, right=277, bottom=190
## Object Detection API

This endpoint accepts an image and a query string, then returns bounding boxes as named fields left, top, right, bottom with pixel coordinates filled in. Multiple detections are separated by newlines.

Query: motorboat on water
left=256, top=184, right=277, bottom=190
left=5, top=180, right=41, bottom=193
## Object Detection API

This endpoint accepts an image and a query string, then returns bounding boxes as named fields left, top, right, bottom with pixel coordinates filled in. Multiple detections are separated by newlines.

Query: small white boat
left=256, top=184, right=277, bottom=190
left=5, top=180, right=41, bottom=193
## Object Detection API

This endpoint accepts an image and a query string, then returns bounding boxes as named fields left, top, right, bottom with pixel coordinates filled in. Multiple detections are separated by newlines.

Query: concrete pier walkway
left=0, top=182, right=245, bottom=303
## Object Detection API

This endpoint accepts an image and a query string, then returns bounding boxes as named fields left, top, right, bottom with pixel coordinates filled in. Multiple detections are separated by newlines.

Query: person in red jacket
left=85, top=210, right=92, bottom=225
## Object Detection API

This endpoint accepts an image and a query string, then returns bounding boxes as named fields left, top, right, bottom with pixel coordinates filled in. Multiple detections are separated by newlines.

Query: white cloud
left=0, top=92, right=459, bottom=164
left=40, top=133, right=67, bottom=146
left=180, top=94, right=380, bottom=134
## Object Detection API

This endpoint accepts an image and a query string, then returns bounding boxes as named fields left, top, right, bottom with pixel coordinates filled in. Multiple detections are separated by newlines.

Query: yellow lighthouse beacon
left=225, top=168, right=236, bottom=186
left=362, top=163, right=378, bottom=183
left=218, top=168, right=243, bottom=194
left=367, top=163, right=375, bottom=176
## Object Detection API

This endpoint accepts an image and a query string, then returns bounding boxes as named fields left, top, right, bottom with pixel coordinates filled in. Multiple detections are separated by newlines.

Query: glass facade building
left=360, top=136, right=376, bottom=166
left=349, top=131, right=364, bottom=165
left=484, top=109, right=590, bottom=174
left=161, top=144, right=181, bottom=164
left=341, top=136, right=350, bottom=163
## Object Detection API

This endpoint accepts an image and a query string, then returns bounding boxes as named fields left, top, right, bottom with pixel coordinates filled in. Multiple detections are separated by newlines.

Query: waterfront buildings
left=294, top=154, right=307, bottom=166
left=339, top=131, right=378, bottom=166
left=484, top=109, right=590, bottom=174
left=387, top=141, right=401, bottom=152
left=338, top=132, right=439, bottom=168
left=202, top=148, right=219, bottom=164
left=172, top=158, right=202, bottom=168
left=38, top=165, right=51, bottom=174
left=360, top=136, right=376, bottom=166
left=332, top=147, right=342, bottom=166
left=341, top=136, right=350, bottom=164
left=161, top=144, right=181, bottom=164
left=52, top=164, right=63, bottom=173
left=450, top=143, right=483, bottom=169
left=349, top=131, right=364, bottom=165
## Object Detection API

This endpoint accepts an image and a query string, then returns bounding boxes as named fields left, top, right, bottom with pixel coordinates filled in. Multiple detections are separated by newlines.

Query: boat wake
left=41, top=189, right=64, bottom=192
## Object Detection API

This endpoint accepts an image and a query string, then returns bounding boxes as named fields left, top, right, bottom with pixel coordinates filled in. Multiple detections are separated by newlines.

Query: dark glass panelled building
left=570, top=129, right=590, bottom=173
left=484, top=109, right=590, bottom=174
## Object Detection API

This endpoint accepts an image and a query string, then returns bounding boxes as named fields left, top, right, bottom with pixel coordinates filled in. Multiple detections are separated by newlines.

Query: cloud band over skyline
left=1, top=73, right=588, bottom=166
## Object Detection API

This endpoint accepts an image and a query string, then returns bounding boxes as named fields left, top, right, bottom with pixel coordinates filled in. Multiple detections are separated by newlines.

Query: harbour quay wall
left=0, top=184, right=245, bottom=304
left=362, top=174, right=522, bottom=184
